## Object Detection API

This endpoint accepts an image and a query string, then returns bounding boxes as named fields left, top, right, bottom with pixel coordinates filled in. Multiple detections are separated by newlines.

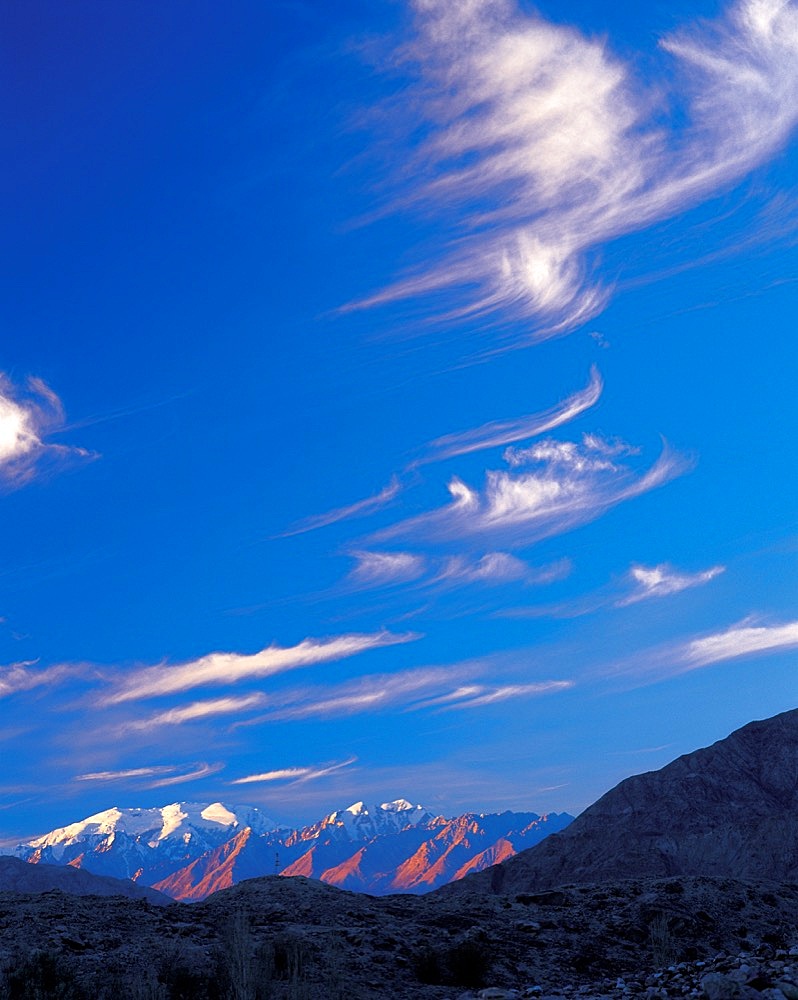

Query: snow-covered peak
left=325, top=800, right=436, bottom=840
left=25, top=801, right=276, bottom=854
left=29, top=806, right=166, bottom=849
left=201, top=803, right=238, bottom=827
left=380, top=798, right=415, bottom=812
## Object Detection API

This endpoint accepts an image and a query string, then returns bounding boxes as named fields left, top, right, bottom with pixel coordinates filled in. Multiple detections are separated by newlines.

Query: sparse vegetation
left=210, top=910, right=346, bottom=1000
left=648, top=912, right=679, bottom=968
left=0, top=928, right=343, bottom=1000
left=1, top=950, right=83, bottom=1000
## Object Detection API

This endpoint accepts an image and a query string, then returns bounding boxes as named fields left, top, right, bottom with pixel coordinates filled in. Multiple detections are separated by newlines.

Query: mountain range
left=8, top=797, right=573, bottom=900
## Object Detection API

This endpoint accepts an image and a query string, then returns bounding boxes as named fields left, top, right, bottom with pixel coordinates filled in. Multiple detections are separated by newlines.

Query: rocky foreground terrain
left=1, top=872, right=798, bottom=998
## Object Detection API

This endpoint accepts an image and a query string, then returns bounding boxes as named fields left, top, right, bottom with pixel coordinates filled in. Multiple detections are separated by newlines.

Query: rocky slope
left=449, top=708, right=798, bottom=897
left=0, top=856, right=170, bottom=903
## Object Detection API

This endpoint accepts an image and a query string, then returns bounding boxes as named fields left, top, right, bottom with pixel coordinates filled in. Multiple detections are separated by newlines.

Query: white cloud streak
left=439, top=680, right=574, bottom=709
left=436, top=551, right=530, bottom=585
left=503, top=558, right=723, bottom=618
left=505, top=431, right=638, bottom=471
left=0, top=660, right=74, bottom=698
left=104, top=630, right=419, bottom=705
left=285, top=368, right=599, bottom=537
left=281, top=476, right=401, bottom=537
left=343, top=547, right=570, bottom=595
left=349, top=0, right=798, bottom=341
left=600, top=617, right=798, bottom=687
left=231, top=756, right=357, bottom=785
left=347, top=550, right=427, bottom=587
left=0, top=374, right=92, bottom=488
left=419, top=365, right=602, bottom=463
left=683, top=619, right=798, bottom=666
left=411, top=679, right=574, bottom=711
left=75, top=765, right=186, bottom=783
left=434, top=552, right=571, bottom=587
left=148, top=762, right=224, bottom=788
left=235, top=660, right=572, bottom=724
left=619, top=562, right=725, bottom=605
left=75, top=761, right=225, bottom=787
left=127, top=693, right=267, bottom=731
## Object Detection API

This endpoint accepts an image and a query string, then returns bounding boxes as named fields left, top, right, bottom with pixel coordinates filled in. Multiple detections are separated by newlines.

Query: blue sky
left=1, top=0, right=796, bottom=840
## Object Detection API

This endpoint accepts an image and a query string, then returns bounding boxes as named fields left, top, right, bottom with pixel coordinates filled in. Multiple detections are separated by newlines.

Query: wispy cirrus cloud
left=504, top=558, right=724, bottom=618
left=374, top=435, right=690, bottom=545
left=434, top=552, right=570, bottom=587
left=602, top=617, right=798, bottom=687
left=287, top=368, right=600, bottom=537
left=346, top=550, right=427, bottom=588
left=74, top=765, right=179, bottom=782
left=345, top=548, right=570, bottom=593
left=0, top=374, right=92, bottom=489
left=127, top=693, right=267, bottom=731
left=418, top=366, right=602, bottom=463
left=683, top=618, right=798, bottom=667
left=349, top=0, right=798, bottom=342
left=74, top=761, right=224, bottom=788
left=281, top=476, right=402, bottom=537
left=0, top=660, right=76, bottom=698
left=103, top=630, right=419, bottom=705
left=504, top=432, right=638, bottom=471
left=414, top=680, right=573, bottom=711
left=435, top=551, right=529, bottom=586
left=235, top=659, right=572, bottom=725
left=618, top=562, right=725, bottom=606
left=231, top=756, right=357, bottom=785
left=148, top=762, right=224, bottom=788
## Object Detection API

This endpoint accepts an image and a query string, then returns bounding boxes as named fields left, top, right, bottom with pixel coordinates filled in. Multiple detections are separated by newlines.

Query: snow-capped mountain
left=27, top=801, right=275, bottom=855
left=315, top=799, right=437, bottom=840
left=9, top=798, right=573, bottom=899
left=12, top=801, right=277, bottom=884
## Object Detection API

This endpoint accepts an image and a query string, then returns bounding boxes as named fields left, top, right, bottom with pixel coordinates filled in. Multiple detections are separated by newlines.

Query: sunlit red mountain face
left=8, top=799, right=573, bottom=900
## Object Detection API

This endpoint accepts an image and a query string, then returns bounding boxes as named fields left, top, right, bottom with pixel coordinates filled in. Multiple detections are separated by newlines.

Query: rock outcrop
left=451, top=708, right=798, bottom=896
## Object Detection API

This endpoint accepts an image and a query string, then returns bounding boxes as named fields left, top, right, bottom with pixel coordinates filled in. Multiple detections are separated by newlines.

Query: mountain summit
left=27, top=801, right=276, bottom=854
left=13, top=801, right=277, bottom=885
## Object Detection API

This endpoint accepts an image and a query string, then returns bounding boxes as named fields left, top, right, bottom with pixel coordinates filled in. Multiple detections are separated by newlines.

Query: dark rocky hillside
left=0, top=856, right=170, bottom=904
left=449, top=708, right=798, bottom=897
